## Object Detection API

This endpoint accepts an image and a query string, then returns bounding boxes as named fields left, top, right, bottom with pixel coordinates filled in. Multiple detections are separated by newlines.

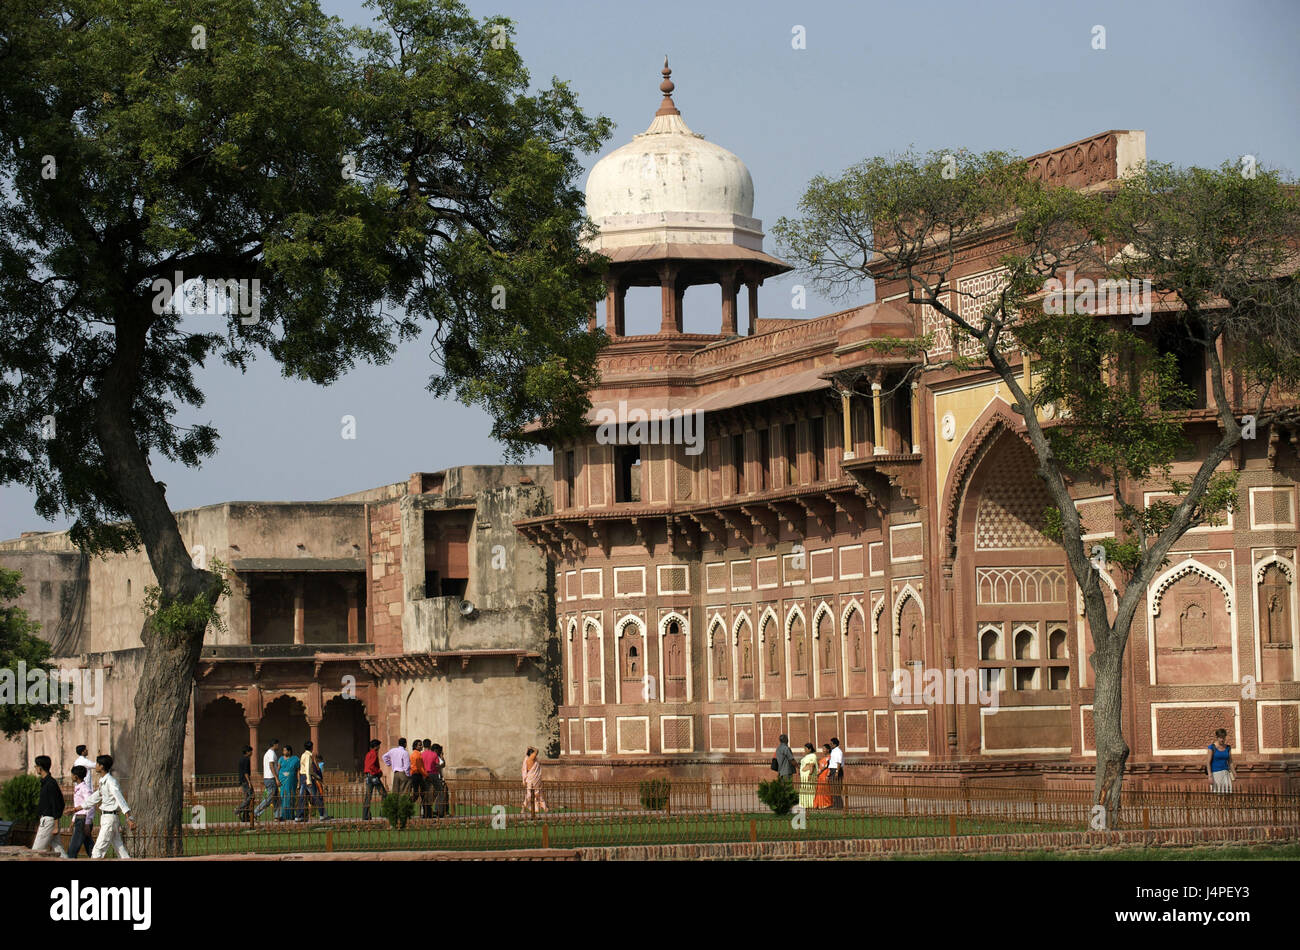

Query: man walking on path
left=773, top=734, right=797, bottom=781
left=31, top=756, right=67, bottom=857
left=74, top=745, right=96, bottom=789
left=253, top=738, right=280, bottom=819
left=65, top=764, right=95, bottom=858
left=299, top=740, right=331, bottom=821
left=86, top=755, right=135, bottom=859
left=362, top=739, right=385, bottom=820
left=236, top=745, right=254, bottom=821
left=828, top=737, right=844, bottom=809
left=383, top=738, right=410, bottom=797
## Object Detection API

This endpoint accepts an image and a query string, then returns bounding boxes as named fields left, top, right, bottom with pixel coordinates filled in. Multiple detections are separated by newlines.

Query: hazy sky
left=2, top=0, right=1297, bottom=540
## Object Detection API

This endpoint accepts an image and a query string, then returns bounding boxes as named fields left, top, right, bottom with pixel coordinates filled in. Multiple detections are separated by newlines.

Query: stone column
left=746, top=279, right=759, bottom=335
left=910, top=381, right=921, bottom=454
left=308, top=719, right=321, bottom=754
left=840, top=390, right=855, bottom=460
left=871, top=381, right=886, bottom=455
left=247, top=718, right=260, bottom=762
left=719, top=271, right=738, bottom=336
left=345, top=578, right=359, bottom=644
left=658, top=264, right=679, bottom=335
left=293, top=579, right=305, bottom=646
left=605, top=277, right=626, bottom=338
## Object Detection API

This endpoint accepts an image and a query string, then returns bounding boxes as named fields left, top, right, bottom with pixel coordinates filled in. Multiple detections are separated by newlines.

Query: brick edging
left=574, top=825, right=1299, bottom=861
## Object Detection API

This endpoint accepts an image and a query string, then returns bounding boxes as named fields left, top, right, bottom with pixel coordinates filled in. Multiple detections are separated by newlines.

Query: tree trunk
left=130, top=616, right=207, bottom=856
left=1090, top=645, right=1129, bottom=829
left=95, top=315, right=219, bottom=856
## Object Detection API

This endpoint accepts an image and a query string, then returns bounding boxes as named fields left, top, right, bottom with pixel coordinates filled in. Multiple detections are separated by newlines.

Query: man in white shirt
left=828, top=738, right=845, bottom=809
left=382, top=738, right=410, bottom=797
left=85, top=754, right=135, bottom=859
left=253, top=738, right=280, bottom=819
left=74, top=745, right=97, bottom=789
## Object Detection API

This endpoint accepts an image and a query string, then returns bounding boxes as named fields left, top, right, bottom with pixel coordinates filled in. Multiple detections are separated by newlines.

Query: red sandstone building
left=517, top=67, right=1300, bottom=790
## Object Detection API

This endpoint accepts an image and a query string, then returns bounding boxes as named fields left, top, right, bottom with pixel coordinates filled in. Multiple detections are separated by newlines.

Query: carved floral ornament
left=1148, top=559, right=1234, bottom=617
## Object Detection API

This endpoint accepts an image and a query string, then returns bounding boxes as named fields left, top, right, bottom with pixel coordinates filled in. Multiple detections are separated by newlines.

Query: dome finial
left=656, top=55, right=680, bottom=117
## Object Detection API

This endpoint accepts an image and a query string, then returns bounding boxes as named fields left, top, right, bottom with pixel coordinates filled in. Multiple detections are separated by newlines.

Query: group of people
left=245, top=739, right=331, bottom=822
left=30, top=746, right=135, bottom=859
left=365, top=737, right=449, bottom=820
left=772, top=735, right=846, bottom=810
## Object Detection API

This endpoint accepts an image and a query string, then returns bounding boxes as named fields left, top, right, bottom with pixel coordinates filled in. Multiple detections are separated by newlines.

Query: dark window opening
left=615, top=444, right=641, bottom=503
left=810, top=417, right=825, bottom=481
left=731, top=432, right=746, bottom=495
left=1157, top=322, right=1207, bottom=410
left=758, top=428, right=771, bottom=490
left=784, top=422, right=799, bottom=486
left=891, top=384, right=913, bottom=453
left=562, top=450, right=576, bottom=508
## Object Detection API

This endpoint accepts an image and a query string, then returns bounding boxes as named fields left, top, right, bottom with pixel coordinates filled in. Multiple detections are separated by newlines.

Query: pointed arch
left=1146, top=557, right=1239, bottom=687
left=939, top=398, right=1035, bottom=558
left=732, top=611, right=755, bottom=700
left=892, top=583, right=925, bottom=674
left=582, top=615, right=605, bottom=706
left=706, top=612, right=729, bottom=701
left=657, top=611, right=692, bottom=703
left=1253, top=553, right=1299, bottom=683
left=614, top=613, right=646, bottom=705
left=757, top=605, right=780, bottom=700
left=1149, top=559, right=1234, bottom=617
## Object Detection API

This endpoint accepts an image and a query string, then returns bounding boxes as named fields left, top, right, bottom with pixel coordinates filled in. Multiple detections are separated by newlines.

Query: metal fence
left=51, top=775, right=1300, bottom=857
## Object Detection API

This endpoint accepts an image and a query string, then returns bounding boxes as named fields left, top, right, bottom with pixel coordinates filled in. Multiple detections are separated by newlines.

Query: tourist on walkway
left=828, top=737, right=844, bottom=809
left=237, top=745, right=253, bottom=822
left=409, top=740, right=429, bottom=818
left=253, top=738, right=280, bottom=819
left=522, top=747, right=548, bottom=815
left=430, top=743, right=448, bottom=817
left=65, top=764, right=95, bottom=858
left=421, top=738, right=436, bottom=818
left=1207, top=728, right=1235, bottom=793
left=814, top=744, right=833, bottom=809
left=383, top=738, right=410, bottom=797
left=74, top=745, right=97, bottom=789
left=277, top=744, right=301, bottom=821
left=86, top=755, right=135, bottom=859
left=31, top=755, right=67, bottom=857
left=299, top=741, right=330, bottom=821
left=774, top=734, right=797, bottom=781
left=362, top=739, right=385, bottom=820
left=798, top=743, right=818, bottom=810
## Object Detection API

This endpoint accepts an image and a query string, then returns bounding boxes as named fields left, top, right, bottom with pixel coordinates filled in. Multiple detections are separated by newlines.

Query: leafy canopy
left=0, top=0, right=611, bottom=554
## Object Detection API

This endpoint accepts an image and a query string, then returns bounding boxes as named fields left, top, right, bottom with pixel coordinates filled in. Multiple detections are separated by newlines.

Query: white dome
left=585, top=66, right=754, bottom=222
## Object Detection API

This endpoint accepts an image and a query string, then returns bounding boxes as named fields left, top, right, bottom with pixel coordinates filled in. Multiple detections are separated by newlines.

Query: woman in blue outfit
left=1206, top=728, right=1234, bottom=793
left=277, top=744, right=301, bottom=819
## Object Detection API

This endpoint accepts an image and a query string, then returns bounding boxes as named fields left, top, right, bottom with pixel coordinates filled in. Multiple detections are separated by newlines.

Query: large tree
left=0, top=0, right=610, bottom=853
left=774, top=149, right=1300, bottom=825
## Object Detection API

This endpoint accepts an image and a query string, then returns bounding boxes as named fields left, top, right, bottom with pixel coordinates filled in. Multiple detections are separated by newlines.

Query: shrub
left=380, top=791, right=415, bottom=830
left=639, top=778, right=671, bottom=810
left=0, top=773, right=40, bottom=823
left=757, top=777, right=799, bottom=815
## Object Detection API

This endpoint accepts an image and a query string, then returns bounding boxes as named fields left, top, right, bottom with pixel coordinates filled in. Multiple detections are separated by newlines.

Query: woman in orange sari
left=813, top=743, right=833, bottom=809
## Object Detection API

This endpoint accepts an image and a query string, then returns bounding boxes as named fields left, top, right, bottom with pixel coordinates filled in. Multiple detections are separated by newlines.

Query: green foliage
left=638, top=778, right=671, bottom=810
left=0, top=567, right=67, bottom=739
left=0, top=772, right=40, bottom=823
left=140, top=558, right=232, bottom=648
left=0, top=0, right=612, bottom=553
left=774, top=144, right=1298, bottom=606
left=756, top=777, right=799, bottom=815
left=380, top=791, right=415, bottom=830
